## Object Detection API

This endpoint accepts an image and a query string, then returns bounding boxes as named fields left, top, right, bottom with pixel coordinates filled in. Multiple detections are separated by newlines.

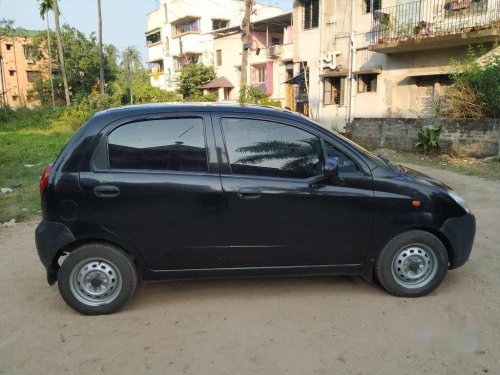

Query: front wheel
left=58, top=243, right=138, bottom=315
left=375, top=230, right=449, bottom=297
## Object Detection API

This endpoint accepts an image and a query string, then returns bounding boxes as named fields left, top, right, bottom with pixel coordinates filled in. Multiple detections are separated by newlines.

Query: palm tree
left=97, top=0, right=105, bottom=94
left=52, top=0, right=70, bottom=107
left=120, top=46, right=142, bottom=105
left=38, top=0, right=55, bottom=109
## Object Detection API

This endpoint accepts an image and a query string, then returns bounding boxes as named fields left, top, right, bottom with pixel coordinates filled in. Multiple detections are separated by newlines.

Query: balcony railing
left=369, top=0, right=500, bottom=45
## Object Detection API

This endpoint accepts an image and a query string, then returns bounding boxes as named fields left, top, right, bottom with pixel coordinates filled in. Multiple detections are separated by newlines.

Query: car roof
left=94, top=103, right=306, bottom=122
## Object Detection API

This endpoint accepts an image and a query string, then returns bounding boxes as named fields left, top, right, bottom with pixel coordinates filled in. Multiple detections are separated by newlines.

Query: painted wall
left=146, top=0, right=283, bottom=92
left=0, top=34, right=46, bottom=107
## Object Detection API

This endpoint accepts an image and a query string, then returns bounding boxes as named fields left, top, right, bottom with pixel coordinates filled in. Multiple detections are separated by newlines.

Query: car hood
left=400, top=165, right=452, bottom=191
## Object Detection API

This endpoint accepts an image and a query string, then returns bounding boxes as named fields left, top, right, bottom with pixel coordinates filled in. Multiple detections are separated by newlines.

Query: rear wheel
left=58, top=243, right=138, bottom=315
left=375, top=230, right=448, bottom=297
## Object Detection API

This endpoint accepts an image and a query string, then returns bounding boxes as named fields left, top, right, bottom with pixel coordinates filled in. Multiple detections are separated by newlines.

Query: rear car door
left=80, top=112, right=227, bottom=270
left=213, top=113, right=374, bottom=267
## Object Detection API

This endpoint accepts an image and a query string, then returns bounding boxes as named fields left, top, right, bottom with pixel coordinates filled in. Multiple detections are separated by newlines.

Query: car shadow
left=127, top=275, right=383, bottom=311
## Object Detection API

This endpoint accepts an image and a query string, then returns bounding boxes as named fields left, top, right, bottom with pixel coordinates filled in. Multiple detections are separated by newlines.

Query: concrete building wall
left=292, top=0, right=500, bottom=130
left=146, top=0, right=283, bottom=92
left=0, top=32, right=45, bottom=107
left=346, top=118, right=500, bottom=158
left=212, top=13, right=293, bottom=104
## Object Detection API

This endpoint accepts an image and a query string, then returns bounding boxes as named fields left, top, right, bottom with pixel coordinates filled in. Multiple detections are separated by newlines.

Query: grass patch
left=0, top=132, right=72, bottom=223
left=0, top=106, right=74, bottom=224
left=376, top=148, right=500, bottom=181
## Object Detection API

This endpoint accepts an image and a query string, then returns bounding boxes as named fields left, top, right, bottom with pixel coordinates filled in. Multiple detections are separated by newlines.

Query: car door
left=80, top=112, right=228, bottom=271
left=212, top=113, right=374, bottom=267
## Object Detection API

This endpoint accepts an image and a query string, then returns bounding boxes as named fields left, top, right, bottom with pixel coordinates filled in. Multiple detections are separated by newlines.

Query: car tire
left=58, top=242, right=138, bottom=315
left=375, top=230, right=448, bottom=297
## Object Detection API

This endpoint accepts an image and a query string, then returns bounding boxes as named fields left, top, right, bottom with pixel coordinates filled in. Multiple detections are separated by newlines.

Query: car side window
left=323, top=141, right=361, bottom=174
left=221, top=118, right=323, bottom=179
left=108, top=118, right=207, bottom=172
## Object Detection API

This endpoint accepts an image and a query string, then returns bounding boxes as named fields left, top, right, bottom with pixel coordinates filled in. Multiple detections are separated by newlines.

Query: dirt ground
left=1, top=165, right=499, bottom=375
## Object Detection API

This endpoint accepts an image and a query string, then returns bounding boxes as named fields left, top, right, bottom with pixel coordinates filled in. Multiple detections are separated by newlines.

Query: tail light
left=39, top=164, right=53, bottom=193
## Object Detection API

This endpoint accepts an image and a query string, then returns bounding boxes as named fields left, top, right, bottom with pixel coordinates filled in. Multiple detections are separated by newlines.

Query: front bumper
left=35, top=220, right=76, bottom=285
left=441, top=213, right=476, bottom=269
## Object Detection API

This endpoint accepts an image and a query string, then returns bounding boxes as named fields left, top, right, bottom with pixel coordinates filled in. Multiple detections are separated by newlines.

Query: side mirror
left=324, top=157, right=344, bottom=185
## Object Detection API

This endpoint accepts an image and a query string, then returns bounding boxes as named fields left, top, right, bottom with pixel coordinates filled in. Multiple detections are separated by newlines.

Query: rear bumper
left=35, top=220, right=76, bottom=285
left=441, top=213, right=476, bottom=269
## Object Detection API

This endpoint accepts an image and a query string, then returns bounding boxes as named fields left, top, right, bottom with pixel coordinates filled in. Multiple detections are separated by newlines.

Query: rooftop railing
left=369, top=0, right=500, bottom=44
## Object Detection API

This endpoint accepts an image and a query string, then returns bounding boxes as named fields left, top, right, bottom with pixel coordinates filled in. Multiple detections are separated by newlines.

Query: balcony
left=368, top=0, right=500, bottom=53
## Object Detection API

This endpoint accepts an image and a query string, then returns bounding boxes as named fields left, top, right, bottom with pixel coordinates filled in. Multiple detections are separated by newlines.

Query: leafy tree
left=178, top=63, right=216, bottom=99
left=29, top=25, right=119, bottom=104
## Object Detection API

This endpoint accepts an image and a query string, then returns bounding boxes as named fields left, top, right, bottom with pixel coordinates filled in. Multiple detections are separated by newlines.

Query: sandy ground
left=1, top=164, right=499, bottom=375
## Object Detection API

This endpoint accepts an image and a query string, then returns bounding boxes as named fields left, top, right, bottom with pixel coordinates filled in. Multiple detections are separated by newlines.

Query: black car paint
left=35, top=104, right=475, bottom=285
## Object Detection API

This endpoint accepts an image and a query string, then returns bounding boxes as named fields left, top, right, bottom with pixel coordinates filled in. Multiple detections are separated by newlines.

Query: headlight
left=448, top=190, right=470, bottom=213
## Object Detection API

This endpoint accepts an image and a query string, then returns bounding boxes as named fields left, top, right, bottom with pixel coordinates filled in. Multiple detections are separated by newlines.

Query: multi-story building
left=208, top=12, right=294, bottom=104
left=0, top=29, right=45, bottom=107
left=291, top=0, right=499, bottom=129
left=145, top=0, right=283, bottom=92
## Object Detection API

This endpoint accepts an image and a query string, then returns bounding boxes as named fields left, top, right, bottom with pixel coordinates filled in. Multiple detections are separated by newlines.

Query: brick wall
left=345, top=118, right=500, bottom=158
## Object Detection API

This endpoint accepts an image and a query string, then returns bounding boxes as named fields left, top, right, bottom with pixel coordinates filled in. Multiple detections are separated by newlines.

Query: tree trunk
left=53, top=0, right=70, bottom=107
left=46, top=11, right=56, bottom=110
left=97, top=0, right=105, bottom=94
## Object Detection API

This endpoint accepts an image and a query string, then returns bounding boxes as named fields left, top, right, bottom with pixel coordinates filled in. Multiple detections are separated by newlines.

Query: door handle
left=93, top=185, right=120, bottom=198
left=237, top=188, right=262, bottom=200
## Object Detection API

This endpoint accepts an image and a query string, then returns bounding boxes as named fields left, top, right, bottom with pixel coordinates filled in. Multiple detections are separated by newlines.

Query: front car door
left=80, top=112, right=227, bottom=271
left=212, top=112, right=374, bottom=268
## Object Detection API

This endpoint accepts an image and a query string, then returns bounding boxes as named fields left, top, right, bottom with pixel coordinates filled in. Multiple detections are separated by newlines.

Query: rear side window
left=221, top=118, right=322, bottom=179
left=108, top=118, right=207, bottom=172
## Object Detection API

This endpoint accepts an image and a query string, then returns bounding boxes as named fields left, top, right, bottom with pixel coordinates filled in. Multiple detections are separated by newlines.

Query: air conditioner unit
left=321, top=51, right=341, bottom=70
left=267, top=45, right=282, bottom=59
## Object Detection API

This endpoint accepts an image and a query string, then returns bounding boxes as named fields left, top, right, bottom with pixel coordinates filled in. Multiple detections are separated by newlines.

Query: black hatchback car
left=35, top=104, right=475, bottom=315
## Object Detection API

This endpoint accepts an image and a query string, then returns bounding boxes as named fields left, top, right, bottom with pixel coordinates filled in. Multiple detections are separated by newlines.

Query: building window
left=173, top=18, right=200, bottom=37
left=252, top=64, right=266, bottom=84
left=271, top=37, right=280, bottom=46
left=174, top=54, right=201, bottom=71
left=358, top=74, right=377, bottom=93
left=149, top=60, right=164, bottom=75
left=12, top=95, right=18, bottom=101
left=224, top=88, right=231, bottom=101
left=26, top=70, right=41, bottom=83
left=363, top=0, right=381, bottom=14
left=303, top=0, right=319, bottom=30
left=6, top=43, right=13, bottom=51
left=146, top=30, right=161, bottom=45
left=212, top=19, right=229, bottom=30
left=9, top=70, right=15, bottom=76
left=216, top=49, right=222, bottom=66
left=324, top=77, right=345, bottom=105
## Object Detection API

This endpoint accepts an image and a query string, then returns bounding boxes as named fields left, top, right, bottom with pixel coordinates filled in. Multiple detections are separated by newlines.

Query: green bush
left=416, top=125, right=442, bottom=153
left=239, top=86, right=282, bottom=108
left=0, top=105, right=63, bottom=131
left=58, top=94, right=115, bottom=131
left=446, top=46, right=500, bottom=118
left=178, top=64, right=216, bottom=99
left=185, top=93, right=217, bottom=102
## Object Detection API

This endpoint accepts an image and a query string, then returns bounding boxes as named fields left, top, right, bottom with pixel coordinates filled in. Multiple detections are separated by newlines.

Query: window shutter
left=324, top=78, right=332, bottom=105
left=339, top=78, right=346, bottom=106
